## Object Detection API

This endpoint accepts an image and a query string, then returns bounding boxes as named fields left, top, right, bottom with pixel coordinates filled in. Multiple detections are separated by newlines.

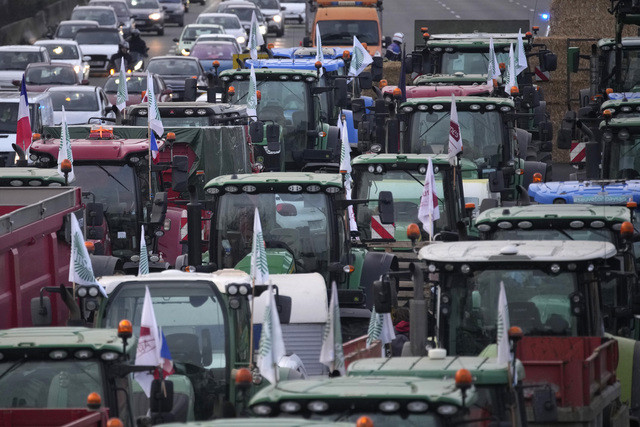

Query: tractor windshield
left=215, top=192, right=331, bottom=274
left=409, top=110, right=503, bottom=168
left=607, top=132, right=640, bottom=179
left=607, top=48, right=640, bottom=92
left=444, top=268, right=581, bottom=355
left=440, top=50, right=510, bottom=75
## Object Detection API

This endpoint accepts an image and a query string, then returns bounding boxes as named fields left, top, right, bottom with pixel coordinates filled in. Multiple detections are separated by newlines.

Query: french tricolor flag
left=150, top=132, right=159, bottom=164
left=17, top=75, right=31, bottom=154
left=158, top=329, right=174, bottom=377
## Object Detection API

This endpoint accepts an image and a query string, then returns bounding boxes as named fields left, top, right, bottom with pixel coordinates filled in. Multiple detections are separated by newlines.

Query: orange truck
left=304, top=0, right=390, bottom=56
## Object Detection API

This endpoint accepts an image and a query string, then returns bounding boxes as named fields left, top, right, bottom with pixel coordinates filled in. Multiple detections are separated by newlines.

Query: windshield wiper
left=553, top=227, right=575, bottom=240
left=0, top=358, right=27, bottom=382
left=96, top=164, right=130, bottom=192
left=417, top=112, right=449, bottom=143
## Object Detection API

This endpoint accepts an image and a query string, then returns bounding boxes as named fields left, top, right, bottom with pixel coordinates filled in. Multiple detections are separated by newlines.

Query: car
left=146, top=56, right=208, bottom=101
left=47, top=86, right=113, bottom=125
left=189, top=40, right=240, bottom=73
left=245, top=0, right=284, bottom=36
left=18, top=63, right=87, bottom=93
left=88, top=0, right=136, bottom=37
left=0, top=45, right=50, bottom=91
left=217, top=1, right=268, bottom=37
left=103, top=71, right=172, bottom=106
left=127, top=0, right=165, bottom=35
left=281, top=0, right=305, bottom=24
left=74, top=27, right=125, bottom=76
left=52, top=20, right=101, bottom=40
left=195, top=13, right=248, bottom=47
left=158, top=0, right=185, bottom=26
left=173, top=24, right=225, bottom=56
left=194, top=33, right=242, bottom=53
left=34, top=40, right=91, bottom=81
left=71, top=5, right=120, bottom=29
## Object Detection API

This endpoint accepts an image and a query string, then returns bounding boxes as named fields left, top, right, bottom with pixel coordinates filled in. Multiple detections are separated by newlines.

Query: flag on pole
left=348, top=36, right=373, bottom=77
left=248, top=11, right=264, bottom=61
left=116, top=58, right=128, bottom=112
left=250, top=207, right=270, bottom=286
left=320, top=281, right=345, bottom=376
left=135, top=286, right=162, bottom=397
left=448, top=94, right=462, bottom=165
left=504, top=44, right=517, bottom=95
left=138, top=225, right=149, bottom=276
left=147, top=71, right=163, bottom=137
left=487, top=37, right=501, bottom=85
left=417, top=157, right=440, bottom=237
left=17, top=75, right=31, bottom=155
left=366, top=306, right=396, bottom=356
left=57, top=106, right=75, bottom=182
left=258, top=282, right=286, bottom=384
left=315, top=23, right=324, bottom=77
left=247, top=65, right=258, bottom=120
left=339, top=115, right=358, bottom=232
left=497, top=281, right=511, bottom=365
left=158, top=329, right=175, bottom=378
left=149, top=132, right=159, bottom=164
left=69, top=214, right=105, bottom=294
left=515, top=29, right=528, bottom=75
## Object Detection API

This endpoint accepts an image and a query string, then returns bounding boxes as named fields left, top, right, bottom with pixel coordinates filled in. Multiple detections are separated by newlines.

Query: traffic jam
left=1, top=0, right=640, bottom=425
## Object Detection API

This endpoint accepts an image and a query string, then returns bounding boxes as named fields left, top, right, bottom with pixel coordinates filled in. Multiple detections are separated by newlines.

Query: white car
left=246, top=0, right=284, bottom=36
left=70, top=5, right=119, bottom=29
left=196, top=13, right=248, bottom=47
left=47, top=86, right=113, bottom=125
left=74, top=27, right=124, bottom=75
left=216, top=1, right=268, bottom=37
left=281, top=0, right=305, bottom=24
left=34, top=40, right=91, bottom=82
left=173, top=24, right=225, bottom=56
left=0, top=45, right=50, bottom=91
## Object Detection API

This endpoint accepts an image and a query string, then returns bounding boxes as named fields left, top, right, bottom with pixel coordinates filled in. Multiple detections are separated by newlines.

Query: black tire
left=157, top=27, right=164, bottom=36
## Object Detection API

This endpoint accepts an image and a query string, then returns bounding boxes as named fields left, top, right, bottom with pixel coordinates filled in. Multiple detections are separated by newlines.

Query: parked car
left=103, top=72, right=171, bottom=106
left=146, top=55, right=207, bottom=101
left=159, top=0, right=185, bottom=26
left=34, top=39, right=91, bottom=81
left=52, top=20, right=101, bottom=39
left=281, top=0, right=305, bottom=24
left=173, top=24, right=225, bottom=56
left=245, top=0, right=284, bottom=36
left=195, top=13, right=247, bottom=47
left=74, top=27, right=125, bottom=76
left=71, top=5, right=119, bottom=29
left=17, top=63, right=87, bottom=93
left=0, top=45, right=50, bottom=90
left=88, top=0, right=136, bottom=37
left=47, top=85, right=113, bottom=124
left=127, top=0, right=165, bottom=35
left=189, top=40, right=240, bottom=73
left=217, top=1, right=267, bottom=36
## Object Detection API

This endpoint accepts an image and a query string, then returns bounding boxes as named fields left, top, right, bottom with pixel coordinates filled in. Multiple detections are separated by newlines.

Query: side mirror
left=281, top=5, right=286, bottom=10
left=556, top=110, right=576, bottom=149
left=266, top=123, right=281, bottom=152
left=249, top=120, right=265, bottom=142
left=358, top=72, right=372, bottom=90
left=150, top=379, right=174, bottom=413
left=403, top=54, right=414, bottom=74
left=149, top=192, right=168, bottom=225
left=276, top=202, right=297, bottom=216
left=373, top=276, right=396, bottom=314
left=371, top=56, right=383, bottom=82
left=567, top=47, right=580, bottom=73
left=31, top=296, right=52, bottom=326
left=86, top=202, right=105, bottom=226
left=173, top=38, right=179, bottom=42
left=541, top=52, right=557, bottom=72
left=183, top=77, right=197, bottom=102
left=303, top=36, right=312, bottom=47
left=82, top=55, right=91, bottom=61
left=488, top=170, right=506, bottom=193
left=539, top=121, right=553, bottom=144
left=378, top=191, right=395, bottom=224
left=334, top=77, right=348, bottom=107
left=171, top=155, right=189, bottom=192
left=11, top=79, right=20, bottom=87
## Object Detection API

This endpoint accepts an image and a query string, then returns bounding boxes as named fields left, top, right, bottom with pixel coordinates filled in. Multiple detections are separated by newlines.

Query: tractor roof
left=0, top=167, right=66, bottom=186
left=0, top=327, right=126, bottom=353
left=205, top=172, right=343, bottom=194
left=475, top=204, right=630, bottom=225
left=402, top=96, right=515, bottom=110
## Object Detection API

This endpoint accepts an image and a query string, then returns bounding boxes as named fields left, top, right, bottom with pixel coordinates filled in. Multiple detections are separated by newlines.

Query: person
left=128, top=29, right=148, bottom=57
left=111, top=41, right=132, bottom=69
left=385, top=32, right=403, bottom=61
left=390, top=306, right=410, bottom=356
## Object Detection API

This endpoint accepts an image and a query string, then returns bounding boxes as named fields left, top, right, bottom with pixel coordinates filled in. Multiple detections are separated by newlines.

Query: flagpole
left=148, top=124, right=152, bottom=202
left=249, top=275, right=256, bottom=367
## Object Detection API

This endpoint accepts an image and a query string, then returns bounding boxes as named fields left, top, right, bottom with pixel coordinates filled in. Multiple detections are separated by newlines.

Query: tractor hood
left=235, top=248, right=296, bottom=275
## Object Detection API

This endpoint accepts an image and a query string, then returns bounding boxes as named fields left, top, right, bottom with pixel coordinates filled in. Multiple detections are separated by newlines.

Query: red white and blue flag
left=17, top=75, right=31, bottom=154
left=158, top=329, right=175, bottom=378
left=150, top=132, right=159, bottom=164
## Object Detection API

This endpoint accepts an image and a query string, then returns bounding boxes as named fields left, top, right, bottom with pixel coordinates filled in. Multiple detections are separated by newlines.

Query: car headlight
left=181, top=48, right=190, bottom=56
left=149, top=12, right=162, bottom=20
left=259, top=25, right=267, bottom=35
left=74, top=65, right=80, bottom=73
left=273, top=15, right=282, bottom=23
left=236, top=35, right=246, bottom=44
left=134, top=60, right=143, bottom=71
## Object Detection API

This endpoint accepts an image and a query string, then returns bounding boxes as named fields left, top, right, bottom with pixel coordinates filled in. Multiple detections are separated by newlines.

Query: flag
left=248, top=11, right=264, bottom=61
left=149, top=132, right=159, bottom=164
left=417, top=157, right=440, bottom=237
left=516, top=29, right=528, bottom=75
left=348, top=36, right=373, bottom=77
left=504, top=44, right=517, bottom=95
left=339, top=115, right=358, bottom=232
left=315, top=23, right=324, bottom=77
left=116, top=58, right=128, bottom=112
left=158, top=329, right=175, bottom=378
left=487, top=37, right=501, bottom=85
left=448, top=94, right=462, bottom=165
left=497, top=281, right=511, bottom=365
left=147, top=71, right=163, bottom=137
left=258, top=282, right=286, bottom=384
left=57, top=106, right=75, bottom=182
left=16, top=75, right=31, bottom=154
left=320, top=281, right=345, bottom=376
left=135, top=286, right=162, bottom=397
left=247, top=65, right=258, bottom=120
left=250, top=207, right=269, bottom=286
left=366, top=306, right=395, bottom=356
left=68, top=214, right=105, bottom=294
left=138, top=225, right=149, bottom=276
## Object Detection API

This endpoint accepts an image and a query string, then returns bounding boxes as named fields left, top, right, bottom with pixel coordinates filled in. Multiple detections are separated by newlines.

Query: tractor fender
left=610, top=334, right=640, bottom=418
left=326, top=125, right=340, bottom=161
left=522, top=160, right=548, bottom=188
left=359, top=251, right=399, bottom=310
left=90, top=254, right=122, bottom=277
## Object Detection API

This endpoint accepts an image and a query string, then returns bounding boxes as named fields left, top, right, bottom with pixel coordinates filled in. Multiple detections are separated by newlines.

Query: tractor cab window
left=608, top=132, right=640, bottom=179
left=607, top=48, right=640, bottom=92
left=440, top=50, right=509, bottom=75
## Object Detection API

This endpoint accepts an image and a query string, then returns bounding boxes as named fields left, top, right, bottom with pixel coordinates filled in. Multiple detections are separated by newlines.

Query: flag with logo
left=348, top=36, right=373, bottom=77
left=487, top=37, right=501, bottom=85
left=116, top=58, right=128, bottom=112
left=504, top=44, right=517, bottom=95
left=417, top=157, right=440, bottom=237
left=258, top=282, right=286, bottom=384
left=57, top=106, right=75, bottom=182
left=138, top=225, right=149, bottom=276
left=247, top=65, right=258, bottom=120
left=497, top=281, right=511, bottom=365
left=315, top=23, right=324, bottom=76
left=68, top=214, right=105, bottom=295
left=366, top=306, right=396, bottom=356
left=135, top=286, right=162, bottom=397
left=250, top=207, right=269, bottom=286
left=448, top=94, right=462, bottom=165
left=147, top=71, right=163, bottom=138
left=339, top=115, right=358, bottom=232
left=516, top=29, right=528, bottom=75
left=248, top=11, right=264, bottom=61
left=17, top=75, right=31, bottom=155
left=149, top=131, right=160, bottom=164
left=320, top=281, right=345, bottom=376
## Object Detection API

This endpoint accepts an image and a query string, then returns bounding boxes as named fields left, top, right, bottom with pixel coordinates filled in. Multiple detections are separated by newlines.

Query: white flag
left=504, top=44, right=517, bottom=95
left=248, top=11, right=264, bottom=61
left=68, top=214, right=104, bottom=293
left=497, top=281, right=511, bottom=365
left=258, top=282, right=286, bottom=384
left=138, top=225, right=149, bottom=276
left=57, top=106, right=75, bottom=182
left=250, top=208, right=270, bottom=286
left=320, top=281, right=345, bottom=375
left=134, top=286, right=162, bottom=397
left=147, top=71, right=164, bottom=137
left=339, top=116, right=358, bottom=233
left=116, top=58, right=128, bottom=112
left=516, top=29, right=528, bottom=75
left=247, top=65, right=258, bottom=121
left=417, top=157, right=440, bottom=237
left=448, top=94, right=462, bottom=165
left=315, top=24, right=324, bottom=77
left=348, top=36, right=373, bottom=77
left=366, top=306, right=395, bottom=357
left=487, top=37, right=501, bottom=85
